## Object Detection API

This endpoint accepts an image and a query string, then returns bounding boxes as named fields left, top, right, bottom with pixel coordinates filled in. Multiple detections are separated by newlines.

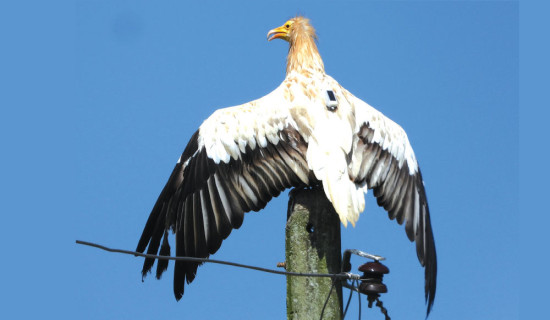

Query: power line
left=75, top=240, right=360, bottom=281
left=77, top=240, right=391, bottom=319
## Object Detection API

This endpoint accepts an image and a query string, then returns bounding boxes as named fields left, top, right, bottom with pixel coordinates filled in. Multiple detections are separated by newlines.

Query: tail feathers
left=306, top=135, right=366, bottom=227
left=323, top=167, right=365, bottom=227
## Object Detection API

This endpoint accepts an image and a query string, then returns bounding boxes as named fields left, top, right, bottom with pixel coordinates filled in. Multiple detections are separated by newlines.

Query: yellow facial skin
left=267, top=20, right=294, bottom=41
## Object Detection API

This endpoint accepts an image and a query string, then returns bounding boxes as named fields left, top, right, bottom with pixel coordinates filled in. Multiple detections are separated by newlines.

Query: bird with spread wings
left=136, top=16, right=437, bottom=315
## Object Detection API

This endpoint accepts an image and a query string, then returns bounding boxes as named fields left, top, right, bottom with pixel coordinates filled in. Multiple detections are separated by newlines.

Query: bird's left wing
left=136, top=86, right=311, bottom=299
left=345, top=92, right=437, bottom=314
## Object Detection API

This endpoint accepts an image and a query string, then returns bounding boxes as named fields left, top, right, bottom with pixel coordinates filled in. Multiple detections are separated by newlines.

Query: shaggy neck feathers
left=286, top=18, right=325, bottom=75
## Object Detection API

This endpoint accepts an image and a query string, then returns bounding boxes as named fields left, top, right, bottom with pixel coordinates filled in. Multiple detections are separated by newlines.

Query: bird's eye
left=285, top=24, right=290, bottom=28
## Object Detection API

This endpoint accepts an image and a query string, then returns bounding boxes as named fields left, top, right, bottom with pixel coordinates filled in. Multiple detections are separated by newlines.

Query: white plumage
left=137, top=16, right=436, bottom=316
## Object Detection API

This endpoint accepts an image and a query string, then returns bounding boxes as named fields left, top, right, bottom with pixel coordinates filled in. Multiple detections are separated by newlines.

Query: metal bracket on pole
left=342, top=249, right=385, bottom=273
left=341, top=249, right=390, bottom=311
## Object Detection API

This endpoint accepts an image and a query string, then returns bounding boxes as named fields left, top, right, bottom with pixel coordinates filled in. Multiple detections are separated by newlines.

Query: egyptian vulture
left=136, top=16, right=437, bottom=315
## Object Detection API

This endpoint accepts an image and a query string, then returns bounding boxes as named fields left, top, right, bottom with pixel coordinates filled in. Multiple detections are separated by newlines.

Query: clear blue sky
left=1, top=1, right=525, bottom=319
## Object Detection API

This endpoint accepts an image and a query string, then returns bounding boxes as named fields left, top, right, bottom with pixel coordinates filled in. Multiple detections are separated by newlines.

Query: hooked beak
left=267, top=25, right=289, bottom=42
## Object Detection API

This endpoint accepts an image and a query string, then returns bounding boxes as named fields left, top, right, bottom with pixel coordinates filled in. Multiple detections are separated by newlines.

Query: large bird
left=136, top=16, right=436, bottom=315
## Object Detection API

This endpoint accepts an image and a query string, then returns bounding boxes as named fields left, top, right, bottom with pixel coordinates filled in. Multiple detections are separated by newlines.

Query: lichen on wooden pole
left=286, top=187, right=343, bottom=320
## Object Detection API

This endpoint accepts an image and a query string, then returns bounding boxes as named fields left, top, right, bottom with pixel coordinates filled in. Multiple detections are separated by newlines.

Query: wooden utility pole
left=286, top=187, right=343, bottom=320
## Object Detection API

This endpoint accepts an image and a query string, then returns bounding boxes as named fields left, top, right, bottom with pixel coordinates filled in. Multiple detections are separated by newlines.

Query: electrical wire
left=357, top=279, right=362, bottom=320
left=76, top=240, right=360, bottom=280
left=77, top=240, right=393, bottom=319
left=342, top=280, right=355, bottom=318
left=376, top=297, right=391, bottom=320
left=319, top=277, right=337, bottom=320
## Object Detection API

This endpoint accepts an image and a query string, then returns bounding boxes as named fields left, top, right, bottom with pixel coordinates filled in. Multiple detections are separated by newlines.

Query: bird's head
left=267, top=17, right=318, bottom=44
left=267, top=16, right=323, bottom=74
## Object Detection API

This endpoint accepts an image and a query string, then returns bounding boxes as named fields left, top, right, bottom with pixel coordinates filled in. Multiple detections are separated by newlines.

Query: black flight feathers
left=136, top=123, right=436, bottom=314
left=136, top=128, right=310, bottom=299
left=358, top=124, right=436, bottom=313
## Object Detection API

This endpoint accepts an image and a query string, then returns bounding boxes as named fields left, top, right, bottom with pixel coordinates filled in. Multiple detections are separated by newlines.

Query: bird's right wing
left=346, top=92, right=437, bottom=315
left=136, top=85, right=311, bottom=299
